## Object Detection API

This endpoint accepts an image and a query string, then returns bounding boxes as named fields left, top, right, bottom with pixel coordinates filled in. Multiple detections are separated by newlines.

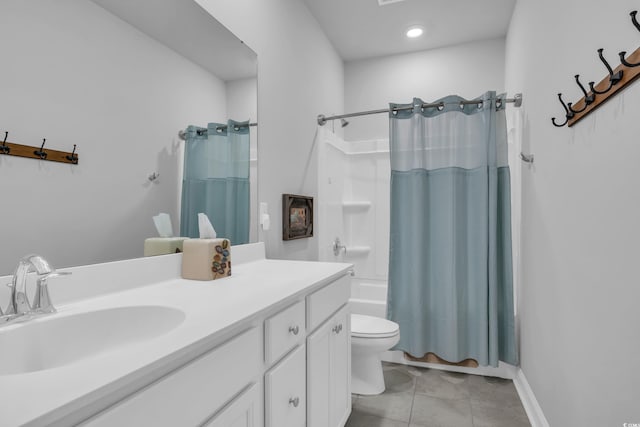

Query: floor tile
left=346, top=409, right=410, bottom=427
left=354, top=392, right=414, bottom=422
left=467, top=374, right=521, bottom=407
left=471, top=398, right=531, bottom=427
left=382, top=363, right=417, bottom=394
left=414, top=368, right=470, bottom=400
left=410, top=394, right=473, bottom=427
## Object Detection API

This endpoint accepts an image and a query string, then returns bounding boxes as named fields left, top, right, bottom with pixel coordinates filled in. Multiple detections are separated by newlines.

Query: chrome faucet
left=1, top=254, right=70, bottom=324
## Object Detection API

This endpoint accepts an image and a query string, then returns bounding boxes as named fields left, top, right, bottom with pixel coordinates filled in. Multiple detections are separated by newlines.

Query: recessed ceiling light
left=406, top=26, right=424, bottom=39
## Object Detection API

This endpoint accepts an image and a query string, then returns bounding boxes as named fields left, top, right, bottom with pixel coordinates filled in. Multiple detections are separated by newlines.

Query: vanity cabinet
left=307, top=305, right=350, bottom=427
left=73, top=269, right=350, bottom=427
left=81, top=327, right=262, bottom=427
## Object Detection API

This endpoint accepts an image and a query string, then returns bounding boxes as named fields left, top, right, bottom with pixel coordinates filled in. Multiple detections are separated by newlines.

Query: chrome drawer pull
left=289, top=397, right=300, bottom=407
left=289, top=325, right=300, bottom=335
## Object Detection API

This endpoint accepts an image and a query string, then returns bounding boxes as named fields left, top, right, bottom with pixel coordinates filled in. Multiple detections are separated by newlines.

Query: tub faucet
left=2, top=254, right=69, bottom=318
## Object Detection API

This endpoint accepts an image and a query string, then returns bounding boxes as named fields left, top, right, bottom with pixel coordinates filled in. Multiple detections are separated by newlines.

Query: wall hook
left=0, top=132, right=9, bottom=154
left=631, top=10, right=640, bottom=32
left=33, top=138, right=47, bottom=159
left=551, top=93, right=572, bottom=127
left=589, top=49, right=624, bottom=94
left=65, top=144, right=78, bottom=163
left=567, top=75, right=595, bottom=113
left=619, top=11, right=640, bottom=67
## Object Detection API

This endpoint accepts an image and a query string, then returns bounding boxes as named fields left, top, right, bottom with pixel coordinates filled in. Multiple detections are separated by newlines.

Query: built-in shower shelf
left=342, top=201, right=372, bottom=210
left=345, top=246, right=371, bottom=256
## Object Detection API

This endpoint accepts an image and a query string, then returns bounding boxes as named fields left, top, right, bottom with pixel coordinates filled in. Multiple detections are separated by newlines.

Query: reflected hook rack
left=0, top=131, right=79, bottom=165
left=552, top=10, right=640, bottom=128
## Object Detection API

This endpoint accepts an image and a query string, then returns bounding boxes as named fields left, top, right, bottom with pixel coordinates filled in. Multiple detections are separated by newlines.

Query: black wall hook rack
left=0, top=131, right=79, bottom=165
left=552, top=10, right=640, bottom=128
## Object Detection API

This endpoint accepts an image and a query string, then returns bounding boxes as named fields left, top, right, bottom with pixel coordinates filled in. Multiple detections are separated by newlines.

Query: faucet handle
left=33, top=271, right=71, bottom=314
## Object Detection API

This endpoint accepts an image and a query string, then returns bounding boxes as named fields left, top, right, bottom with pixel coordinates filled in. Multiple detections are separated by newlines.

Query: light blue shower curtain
left=387, top=91, right=518, bottom=367
left=180, top=120, right=250, bottom=245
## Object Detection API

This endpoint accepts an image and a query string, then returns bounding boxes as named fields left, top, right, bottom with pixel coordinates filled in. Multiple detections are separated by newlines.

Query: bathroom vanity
left=0, top=243, right=352, bottom=427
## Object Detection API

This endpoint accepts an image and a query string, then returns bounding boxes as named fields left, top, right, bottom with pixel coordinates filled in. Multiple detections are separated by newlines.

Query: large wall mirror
left=0, top=0, right=257, bottom=275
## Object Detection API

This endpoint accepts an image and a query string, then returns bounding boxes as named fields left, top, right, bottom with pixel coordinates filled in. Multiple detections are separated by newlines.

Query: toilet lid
left=350, top=314, right=399, bottom=338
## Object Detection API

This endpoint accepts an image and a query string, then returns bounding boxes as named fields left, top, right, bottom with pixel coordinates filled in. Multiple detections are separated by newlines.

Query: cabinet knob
left=332, top=325, right=340, bottom=334
left=289, top=397, right=300, bottom=407
left=289, top=325, right=300, bottom=335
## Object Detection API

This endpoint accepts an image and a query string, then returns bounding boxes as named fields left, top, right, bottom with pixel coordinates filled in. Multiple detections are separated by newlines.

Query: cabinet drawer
left=265, top=345, right=306, bottom=427
left=307, top=274, right=350, bottom=331
left=82, top=327, right=261, bottom=427
left=265, top=300, right=305, bottom=364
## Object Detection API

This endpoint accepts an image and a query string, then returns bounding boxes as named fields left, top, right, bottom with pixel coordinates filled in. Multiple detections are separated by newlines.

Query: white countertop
left=0, top=243, right=351, bottom=427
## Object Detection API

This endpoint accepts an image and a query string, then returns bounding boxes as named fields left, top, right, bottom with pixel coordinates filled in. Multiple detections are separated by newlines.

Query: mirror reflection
left=0, top=0, right=257, bottom=274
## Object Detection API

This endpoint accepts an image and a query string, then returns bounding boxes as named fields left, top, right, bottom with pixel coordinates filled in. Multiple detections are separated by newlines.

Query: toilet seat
left=351, top=314, right=399, bottom=338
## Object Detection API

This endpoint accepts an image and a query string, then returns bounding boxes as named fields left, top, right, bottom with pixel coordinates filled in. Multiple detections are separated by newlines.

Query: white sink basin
left=0, top=305, right=185, bottom=375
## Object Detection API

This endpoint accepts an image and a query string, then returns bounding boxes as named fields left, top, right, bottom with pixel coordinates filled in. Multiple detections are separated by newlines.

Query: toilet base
left=351, top=351, right=385, bottom=395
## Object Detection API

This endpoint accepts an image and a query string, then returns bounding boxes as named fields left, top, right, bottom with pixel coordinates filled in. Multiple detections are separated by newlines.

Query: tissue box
left=144, top=237, right=189, bottom=256
left=182, top=238, right=231, bottom=281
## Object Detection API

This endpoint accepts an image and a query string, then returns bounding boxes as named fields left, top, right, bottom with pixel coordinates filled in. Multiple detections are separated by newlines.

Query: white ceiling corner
left=301, top=0, right=516, bottom=62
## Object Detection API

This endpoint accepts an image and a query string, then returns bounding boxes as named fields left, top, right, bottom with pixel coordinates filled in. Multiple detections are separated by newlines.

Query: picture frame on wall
left=282, top=194, right=314, bottom=240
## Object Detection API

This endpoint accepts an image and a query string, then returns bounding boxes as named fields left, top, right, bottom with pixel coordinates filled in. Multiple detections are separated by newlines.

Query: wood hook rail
left=0, top=132, right=79, bottom=165
left=552, top=10, right=640, bottom=128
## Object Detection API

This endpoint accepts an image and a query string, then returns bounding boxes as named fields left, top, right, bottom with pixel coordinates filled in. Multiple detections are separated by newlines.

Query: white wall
left=0, top=0, right=226, bottom=274
left=344, top=38, right=506, bottom=141
left=195, top=0, right=345, bottom=261
left=505, top=0, right=640, bottom=425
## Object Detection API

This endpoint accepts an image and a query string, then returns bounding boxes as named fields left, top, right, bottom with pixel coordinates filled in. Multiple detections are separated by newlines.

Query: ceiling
left=90, top=0, right=257, bottom=81
left=301, top=0, right=517, bottom=62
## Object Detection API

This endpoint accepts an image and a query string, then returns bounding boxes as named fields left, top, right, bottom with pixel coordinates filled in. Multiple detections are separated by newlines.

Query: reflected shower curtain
left=180, top=120, right=250, bottom=245
left=387, top=92, right=518, bottom=367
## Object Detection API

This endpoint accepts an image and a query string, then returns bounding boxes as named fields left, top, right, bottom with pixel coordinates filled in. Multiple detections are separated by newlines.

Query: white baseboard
left=382, top=351, right=549, bottom=427
left=512, top=369, right=550, bottom=427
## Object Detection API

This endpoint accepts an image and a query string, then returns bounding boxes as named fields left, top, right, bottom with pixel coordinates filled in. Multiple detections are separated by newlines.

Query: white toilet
left=350, top=314, right=400, bottom=395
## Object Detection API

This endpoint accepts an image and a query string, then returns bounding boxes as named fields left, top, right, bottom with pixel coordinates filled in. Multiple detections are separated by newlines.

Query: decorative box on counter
left=182, top=238, right=231, bottom=281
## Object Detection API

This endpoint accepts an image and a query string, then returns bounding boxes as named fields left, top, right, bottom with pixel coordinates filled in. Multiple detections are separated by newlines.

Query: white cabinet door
left=330, top=307, right=350, bottom=427
left=265, top=345, right=306, bottom=427
left=307, top=305, right=351, bottom=427
left=204, top=383, right=262, bottom=427
left=307, top=319, right=331, bottom=427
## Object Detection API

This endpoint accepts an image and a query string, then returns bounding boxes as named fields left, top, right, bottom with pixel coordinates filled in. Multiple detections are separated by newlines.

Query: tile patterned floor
left=347, top=362, right=531, bottom=427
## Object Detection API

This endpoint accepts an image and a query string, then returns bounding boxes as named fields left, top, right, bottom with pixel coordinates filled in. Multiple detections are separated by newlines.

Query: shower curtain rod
left=178, top=122, right=258, bottom=140
left=317, top=93, right=523, bottom=126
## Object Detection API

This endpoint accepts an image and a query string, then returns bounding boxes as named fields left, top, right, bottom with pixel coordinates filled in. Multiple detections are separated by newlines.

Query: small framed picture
left=282, top=194, right=314, bottom=240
